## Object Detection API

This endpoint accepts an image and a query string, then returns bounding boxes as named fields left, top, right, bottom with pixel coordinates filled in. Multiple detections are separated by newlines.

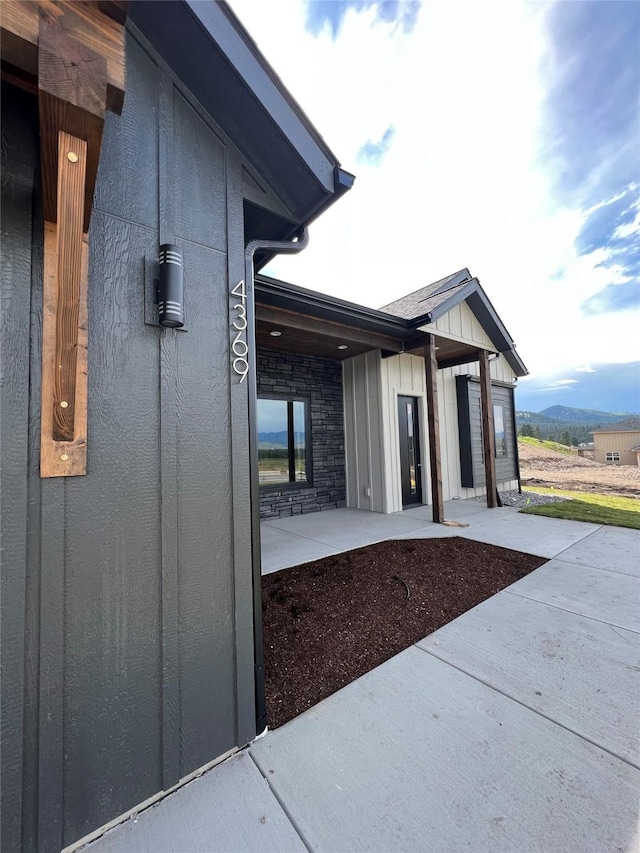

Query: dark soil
left=262, top=537, right=545, bottom=728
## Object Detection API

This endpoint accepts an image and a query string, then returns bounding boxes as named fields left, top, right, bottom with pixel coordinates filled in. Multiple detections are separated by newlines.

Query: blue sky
left=231, top=0, right=639, bottom=411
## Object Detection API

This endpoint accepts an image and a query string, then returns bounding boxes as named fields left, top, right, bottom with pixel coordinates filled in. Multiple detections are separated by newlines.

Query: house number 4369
left=231, top=279, right=249, bottom=382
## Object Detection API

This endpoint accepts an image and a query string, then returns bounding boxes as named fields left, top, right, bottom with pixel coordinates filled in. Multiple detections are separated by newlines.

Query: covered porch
left=255, top=272, right=524, bottom=524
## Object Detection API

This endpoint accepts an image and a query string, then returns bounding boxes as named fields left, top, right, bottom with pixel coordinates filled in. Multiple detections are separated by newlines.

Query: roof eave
left=130, top=0, right=353, bottom=228
left=255, top=274, right=414, bottom=337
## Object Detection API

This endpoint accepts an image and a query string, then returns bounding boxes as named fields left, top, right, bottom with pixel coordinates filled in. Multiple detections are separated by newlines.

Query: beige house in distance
left=591, top=418, right=640, bottom=465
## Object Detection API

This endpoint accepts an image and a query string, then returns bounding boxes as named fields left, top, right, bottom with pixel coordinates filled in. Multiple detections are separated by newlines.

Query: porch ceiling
left=404, top=334, right=483, bottom=368
left=255, top=305, right=405, bottom=361
left=256, top=313, right=483, bottom=366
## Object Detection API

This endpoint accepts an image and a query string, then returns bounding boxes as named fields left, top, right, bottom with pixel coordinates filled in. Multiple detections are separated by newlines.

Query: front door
left=398, top=396, right=423, bottom=507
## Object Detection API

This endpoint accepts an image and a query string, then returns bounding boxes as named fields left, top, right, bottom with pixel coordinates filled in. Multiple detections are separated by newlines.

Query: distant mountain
left=258, top=431, right=305, bottom=449
left=538, top=405, right=638, bottom=424
left=515, top=361, right=639, bottom=413
left=515, top=406, right=640, bottom=444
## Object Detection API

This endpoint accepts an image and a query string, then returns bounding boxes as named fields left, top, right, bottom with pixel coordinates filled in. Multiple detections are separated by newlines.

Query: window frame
left=605, top=451, right=620, bottom=462
left=493, top=403, right=508, bottom=457
left=257, top=394, right=312, bottom=489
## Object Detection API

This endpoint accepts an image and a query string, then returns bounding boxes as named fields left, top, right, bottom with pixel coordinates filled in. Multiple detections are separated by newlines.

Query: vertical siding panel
left=158, top=70, right=181, bottom=793
left=461, top=302, right=473, bottom=340
left=227, top=152, right=255, bottom=748
left=175, top=242, right=235, bottom=775
left=94, top=35, right=159, bottom=230
left=24, top=186, right=44, bottom=853
left=63, top=217, right=163, bottom=846
left=438, top=312, right=450, bottom=334
left=169, top=89, right=236, bottom=775
left=38, top=482, right=65, bottom=853
left=385, top=355, right=399, bottom=513
left=436, top=371, right=451, bottom=501
left=367, top=352, right=384, bottom=512
left=379, top=357, right=394, bottom=513
left=449, top=303, right=462, bottom=337
left=0, top=150, right=34, bottom=853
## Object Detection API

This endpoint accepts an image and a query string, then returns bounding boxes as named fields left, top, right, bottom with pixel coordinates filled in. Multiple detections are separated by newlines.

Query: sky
left=230, top=0, right=640, bottom=413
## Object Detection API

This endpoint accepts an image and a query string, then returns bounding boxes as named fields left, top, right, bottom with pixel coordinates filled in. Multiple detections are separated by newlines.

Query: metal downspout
left=244, top=228, right=310, bottom=735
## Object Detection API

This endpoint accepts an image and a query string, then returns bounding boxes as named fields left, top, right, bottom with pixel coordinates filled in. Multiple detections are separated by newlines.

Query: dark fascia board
left=255, top=274, right=529, bottom=376
left=129, top=1, right=351, bottom=223
left=211, top=1, right=340, bottom=185
left=422, top=278, right=529, bottom=377
left=430, top=268, right=472, bottom=297
left=255, top=274, right=414, bottom=339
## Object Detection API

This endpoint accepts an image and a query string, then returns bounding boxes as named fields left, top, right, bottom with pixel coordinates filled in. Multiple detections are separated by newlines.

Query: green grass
left=520, top=487, right=640, bottom=529
left=522, top=486, right=639, bottom=512
left=518, top=436, right=574, bottom=455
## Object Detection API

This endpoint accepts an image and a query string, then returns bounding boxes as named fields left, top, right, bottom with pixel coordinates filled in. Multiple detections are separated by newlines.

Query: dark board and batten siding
left=456, top=375, right=517, bottom=488
left=257, top=348, right=346, bottom=518
left=1, top=30, right=255, bottom=853
left=1, top=83, right=40, bottom=853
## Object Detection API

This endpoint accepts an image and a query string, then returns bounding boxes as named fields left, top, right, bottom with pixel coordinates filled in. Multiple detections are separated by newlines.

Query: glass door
left=398, top=396, right=423, bottom=507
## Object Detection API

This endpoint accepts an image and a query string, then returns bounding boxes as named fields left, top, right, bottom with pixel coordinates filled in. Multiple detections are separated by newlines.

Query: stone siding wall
left=257, top=348, right=346, bottom=518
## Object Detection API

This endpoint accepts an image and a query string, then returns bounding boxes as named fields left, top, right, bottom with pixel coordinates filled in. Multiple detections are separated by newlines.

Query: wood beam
left=424, top=335, right=444, bottom=524
left=479, top=349, right=498, bottom=508
left=256, top=304, right=404, bottom=353
left=1, top=1, right=127, bottom=113
left=436, top=351, right=482, bottom=371
left=38, top=12, right=107, bottom=230
left=2, top=3, right=128, bottom=479
left=40, top=134, right=89, bottom=477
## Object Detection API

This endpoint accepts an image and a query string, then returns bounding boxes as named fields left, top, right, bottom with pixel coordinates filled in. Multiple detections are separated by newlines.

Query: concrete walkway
left=260, top=500, right=601, bottom=572
left=86, top=507, right=639, bottom=853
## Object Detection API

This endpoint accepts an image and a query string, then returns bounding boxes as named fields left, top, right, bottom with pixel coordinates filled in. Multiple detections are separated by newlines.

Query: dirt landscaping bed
left=519, top=440, right=640, bottom=499
left=262, top=537, right=545, bottom=728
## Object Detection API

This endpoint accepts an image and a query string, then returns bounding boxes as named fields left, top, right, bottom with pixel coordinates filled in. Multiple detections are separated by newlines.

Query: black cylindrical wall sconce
left=158, top=244, right=184, bottom=328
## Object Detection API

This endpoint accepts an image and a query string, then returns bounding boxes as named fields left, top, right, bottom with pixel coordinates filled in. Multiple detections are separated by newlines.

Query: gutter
left=245, top=228, right=310, bottom=736
left=255, top=167, right=355, bottom=271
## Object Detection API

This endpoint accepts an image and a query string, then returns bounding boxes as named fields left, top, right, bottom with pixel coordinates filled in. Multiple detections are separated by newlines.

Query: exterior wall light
left=158, top=244, right=184, bottom=328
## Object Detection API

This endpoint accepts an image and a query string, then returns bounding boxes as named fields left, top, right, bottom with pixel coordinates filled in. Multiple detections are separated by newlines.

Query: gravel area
left=473, top=489, right=570, bottom=508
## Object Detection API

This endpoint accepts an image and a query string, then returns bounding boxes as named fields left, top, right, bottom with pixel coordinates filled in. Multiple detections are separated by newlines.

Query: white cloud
left=229, top=0, right=638, bottom=378
left=574, top=365, right=596, bottom=373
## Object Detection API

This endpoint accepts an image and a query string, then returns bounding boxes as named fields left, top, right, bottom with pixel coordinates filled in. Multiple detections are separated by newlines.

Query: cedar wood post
left=479, top=349, right=499, bottom=507
left=423, top=335, right=444, bottom=523
left=1, top=1, right=128, bottom=476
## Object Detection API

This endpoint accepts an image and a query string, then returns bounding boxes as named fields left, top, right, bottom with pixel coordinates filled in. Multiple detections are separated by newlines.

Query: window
left=493, top=404, right=507, bottom=457
left=257, top=397, right=310, bottom=486
left=605, top=451, right=620, bottom=462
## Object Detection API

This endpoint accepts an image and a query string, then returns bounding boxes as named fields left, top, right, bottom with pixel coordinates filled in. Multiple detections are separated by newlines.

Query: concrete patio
left=260, top=500, right=602, bottom=572
left=85, top=504, right=639, bottom=853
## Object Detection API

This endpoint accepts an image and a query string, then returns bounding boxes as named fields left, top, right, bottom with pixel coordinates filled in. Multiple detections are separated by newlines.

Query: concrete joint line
left=505, top=588, right=640, bottom=636
left=413, top=643, right=640, bottom=772
left=248, top=749, right=316, bottom=853
left=265, top=526, right=342, bottom=549
left=551, top=523, right=605, bottom=559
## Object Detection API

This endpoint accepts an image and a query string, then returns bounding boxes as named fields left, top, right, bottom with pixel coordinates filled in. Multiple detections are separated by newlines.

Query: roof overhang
left=129, top=0, right=353, bottom=233
left=255, top=275, right=498, bottom=367
left=412, top=279, right=528, bottom=377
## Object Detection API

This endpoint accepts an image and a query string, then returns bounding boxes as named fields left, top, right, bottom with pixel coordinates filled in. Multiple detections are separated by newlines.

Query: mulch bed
left=262, top=537, right=545, bottom=728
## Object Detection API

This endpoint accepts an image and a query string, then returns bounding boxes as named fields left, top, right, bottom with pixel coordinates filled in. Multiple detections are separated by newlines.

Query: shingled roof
left=380, top=269, right=472, bottom=319
left=380, top=269, right=528, bottom=377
